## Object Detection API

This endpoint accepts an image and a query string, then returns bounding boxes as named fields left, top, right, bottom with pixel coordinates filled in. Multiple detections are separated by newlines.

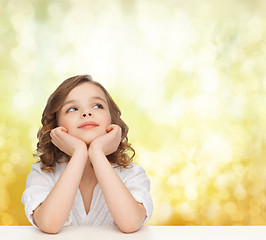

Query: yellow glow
left=1, top=0, right=265, bottom=226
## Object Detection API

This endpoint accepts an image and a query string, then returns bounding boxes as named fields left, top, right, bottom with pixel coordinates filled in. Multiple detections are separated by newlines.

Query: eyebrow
left=61, top=96, right=107, bottom=109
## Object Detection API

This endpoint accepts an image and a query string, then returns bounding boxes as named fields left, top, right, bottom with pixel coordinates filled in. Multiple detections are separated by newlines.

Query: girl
left=22, top=75, right=153, bottom=234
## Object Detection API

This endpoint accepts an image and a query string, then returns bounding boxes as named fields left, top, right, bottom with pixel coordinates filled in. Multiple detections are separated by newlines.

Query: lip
left=78, top=121, right=99, bottom=129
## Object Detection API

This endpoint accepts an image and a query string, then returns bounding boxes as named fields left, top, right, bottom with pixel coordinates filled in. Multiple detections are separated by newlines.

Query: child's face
left=57, top=82, right=112, bottom=145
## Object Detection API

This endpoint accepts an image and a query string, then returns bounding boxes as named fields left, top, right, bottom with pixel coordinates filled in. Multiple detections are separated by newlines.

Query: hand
left=50, top=127, right=87, bottom=156
left=89, top=124, right=122, bottom=158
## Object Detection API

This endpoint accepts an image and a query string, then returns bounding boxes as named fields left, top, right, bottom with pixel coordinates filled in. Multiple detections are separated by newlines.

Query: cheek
left=57, top=116, right=71, bottom=129
left=56, top=112, right=65, bottom=127
left=106, top=113, right=112, bottom=125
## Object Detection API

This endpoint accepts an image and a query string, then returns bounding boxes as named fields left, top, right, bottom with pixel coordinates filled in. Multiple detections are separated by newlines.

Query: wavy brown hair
left=35, top=75, right=135, bottom=172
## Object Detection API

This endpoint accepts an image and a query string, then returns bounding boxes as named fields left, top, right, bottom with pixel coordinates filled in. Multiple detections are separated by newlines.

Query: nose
left=82, top=112, right=92, bottom=118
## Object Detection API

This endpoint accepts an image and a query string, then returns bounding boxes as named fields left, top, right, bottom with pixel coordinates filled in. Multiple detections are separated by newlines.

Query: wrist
left=72, top=144, right=88, bottom=158
left=88, top=146, right=105, bottom=164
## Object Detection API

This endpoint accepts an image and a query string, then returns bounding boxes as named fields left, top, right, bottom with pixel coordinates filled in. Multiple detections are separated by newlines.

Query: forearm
left=33, top=149, right=87, bottom=234
left=90, top=151, right=146, bottom=233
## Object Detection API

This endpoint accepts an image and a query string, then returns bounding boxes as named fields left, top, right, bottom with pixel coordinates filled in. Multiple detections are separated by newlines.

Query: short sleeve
left=121, top=163, right=153, bottom=224
left=21, top=163, right=71, bottom=228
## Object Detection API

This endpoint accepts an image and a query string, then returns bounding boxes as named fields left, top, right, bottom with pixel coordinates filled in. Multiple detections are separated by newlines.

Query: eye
left=93, top=104, right=103, bottom=109
left=67, top=107, right=78, bottom=113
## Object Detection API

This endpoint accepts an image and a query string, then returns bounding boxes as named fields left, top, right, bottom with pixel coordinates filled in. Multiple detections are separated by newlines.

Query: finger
left=54, top=127, right=68, bottom=139
left=58, top=126, right=68, bottom=133
left=50, top=127, right=61, bottom=138
left=111, top=124, right=121, bottom=135
left=51, top=138, right=58, bottom=147
left=50, top=133, right=59, bottom=145
left=50, top=129, right=56, bottom=139
left=106, top=125, right=114, bottom=133
left=108, top=125, right=122, bottom=142
left=50, top=129, right=62, bottom=144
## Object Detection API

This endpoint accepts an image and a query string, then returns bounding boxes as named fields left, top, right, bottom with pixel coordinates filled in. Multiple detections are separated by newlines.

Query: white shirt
left=21, top=161, right=153, bottom=228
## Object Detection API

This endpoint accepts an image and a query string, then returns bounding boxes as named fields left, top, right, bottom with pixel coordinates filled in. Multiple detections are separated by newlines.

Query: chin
left=80, top=135, right=100, bottom=145
left=84, top=139, right=94, bottom=145
left=76, top=131, right=106, bottom=145
left=78, top=136, right=93, bottom=145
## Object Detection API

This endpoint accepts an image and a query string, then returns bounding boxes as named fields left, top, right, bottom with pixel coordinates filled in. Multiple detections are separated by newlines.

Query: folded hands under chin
left=89, top=124, right=122, bottom=158
left=50, top=124, right=122, bottom=159
left=50, top=126, right=87, bottom=157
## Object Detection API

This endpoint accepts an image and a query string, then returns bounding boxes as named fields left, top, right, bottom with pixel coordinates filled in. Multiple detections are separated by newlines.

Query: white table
left=1, top=226, right=266, bottom=240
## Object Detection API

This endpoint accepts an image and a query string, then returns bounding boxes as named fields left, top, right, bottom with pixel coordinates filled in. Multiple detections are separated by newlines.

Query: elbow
left=117, top=207, right=147, bottom=233
left=118, top=218, right=144, bottom=234
left=35, top=218, right=62, bottom=234
left=33, top=206, right=63, bottom=234
left=119, top=224, right=142, bottom=234
left=120, top=227, right=141, bottom=234
left=40, top=225, right=62, bottom=235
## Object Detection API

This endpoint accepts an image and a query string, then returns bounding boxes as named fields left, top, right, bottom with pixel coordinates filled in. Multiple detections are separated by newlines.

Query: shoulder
left=31, top=161, right=44, bottom=172
left=31, top=161, right=66, bottom=173
left=113, top=162, right=147, bottom=181
left=114, top=162, right=145, bottom=174
left=27, top=161, right=67, bottom=182
left=30, top=162, right=47, bottom=176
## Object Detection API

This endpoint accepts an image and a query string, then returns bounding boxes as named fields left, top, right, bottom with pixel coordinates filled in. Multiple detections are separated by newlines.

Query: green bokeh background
left=0, top=0, right=265, bottom=225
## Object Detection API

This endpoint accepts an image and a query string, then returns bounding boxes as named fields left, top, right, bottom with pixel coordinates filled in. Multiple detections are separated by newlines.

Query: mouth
left=78, top=121, right=99, bottom=129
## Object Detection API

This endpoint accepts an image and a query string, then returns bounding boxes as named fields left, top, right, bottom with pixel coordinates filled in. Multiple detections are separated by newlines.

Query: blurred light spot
left=224, top=202, right=237, bottom=214
left=10, top=153, right=22, bottom=164
left=1, top=214, right=14, bottom=225
left=0, top=189, right=8, bottom=211
left=181, top=55, right=196, bottom=72
left=215, top=174, right=235, bottom=191
left=0, top=152, right=7, bottom=162
left=12, top=89, right=33, bottom=110
left=249, top=198, right=259, bottom=207
left=0, top=71, right=17, bottom=98
left=224, top=202, right=238, bottom=220
left=158, top=202, right=173, bottom=222
left=193, top=95, right=220, bottom=119
left=28, top=127, right=39, bottom=139
left=11, top=47, right=28, bottom=64
left=249, top=206, right=261, bottom=217
left=0, top=136, right=4, bottom=148
left=1, top=163, right=13, bottom=174
left=48, top=2, right=64, bottom=20
left=228, top=95, right=245, bottom=118
left=234, top=184, right=247, bottom=200
left=201, top=67, right=219, bottom=92
left=247, top=17, right=262, bottom=43
left=169, top=95, right=186, bottom=120
left=206, top=203, right=220, bottom=221
left=8, top=128, right=20, bottom=138
left=167, top=175, right=179, bottom=188
left=202, top=133, right=232, bottom=164
left=220, top=190, right=230, bottom=200
left=185, top=184, right=198, bottom=200
left=241, top=58, right=254, bottom=74
left=233, top=164, right=245, bottom=181
left=179, top=128, right=195, bottom=140
left=179, top=165, right=197, bottom=183
left=178, top=202, right=195, bottom=221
